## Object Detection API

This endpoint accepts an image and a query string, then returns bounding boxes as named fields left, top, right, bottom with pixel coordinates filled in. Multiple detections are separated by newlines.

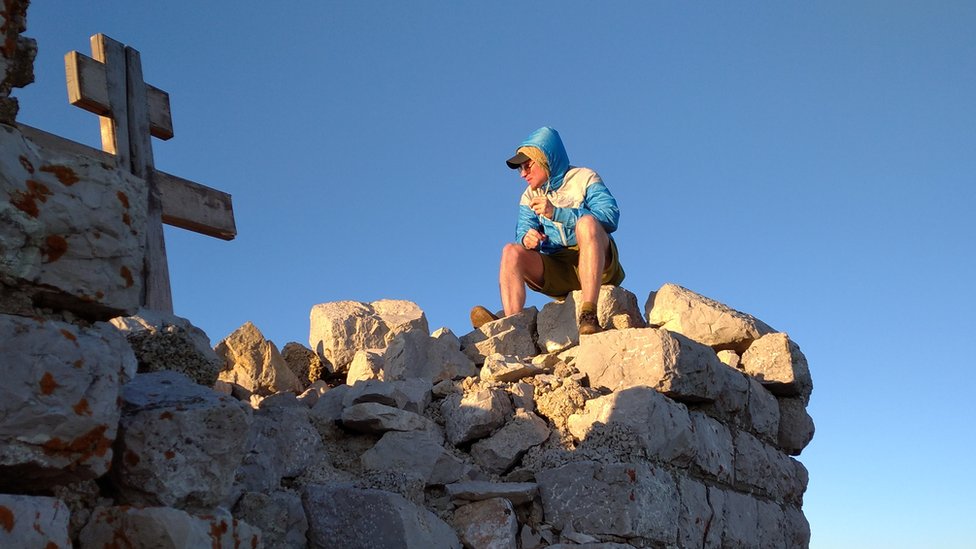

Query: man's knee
left=577, top=215, right=608, bottom=244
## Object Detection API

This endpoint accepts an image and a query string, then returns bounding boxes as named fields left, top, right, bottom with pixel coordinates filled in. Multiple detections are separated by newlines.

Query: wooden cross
left=19, top=33, right=236, bottom=313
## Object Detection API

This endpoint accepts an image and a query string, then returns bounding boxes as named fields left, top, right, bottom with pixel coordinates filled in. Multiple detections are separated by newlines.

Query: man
left=471, top=126, right=625, bottom=335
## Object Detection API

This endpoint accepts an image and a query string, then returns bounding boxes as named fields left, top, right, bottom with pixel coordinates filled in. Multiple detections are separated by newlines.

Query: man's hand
left=529, top=196, right=554, bottom=219
left=522, top=228, right=547, bottom=250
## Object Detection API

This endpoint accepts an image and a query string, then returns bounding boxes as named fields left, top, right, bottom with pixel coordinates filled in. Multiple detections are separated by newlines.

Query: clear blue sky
left=16, top=2, right=975, bottom=547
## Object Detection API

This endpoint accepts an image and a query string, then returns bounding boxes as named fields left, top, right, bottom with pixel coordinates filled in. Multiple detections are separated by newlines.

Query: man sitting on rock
left=471, top=126, right=625, bottom=335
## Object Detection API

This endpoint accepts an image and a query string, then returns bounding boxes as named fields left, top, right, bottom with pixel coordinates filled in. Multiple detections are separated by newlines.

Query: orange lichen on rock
left=59, top=329, right=77, bottom=342
left=0, top=505, right=14, bottom=532
left=39, top=164, right=79, bottom=186
left=124, top=450, right=140, bottom=467
left=73, top=398, right=92, bottom=416
left=42, top=424, right=112, bottom=461
left=73, top=359, right=84, bottom=369
left=164, top=450, right=175, bottom=460
left=10, top=180, right=52, bottom=218
left=120, top=266, right=134, bottom=288
left=116, top=191, right=130, bottom=209
left=122, top=212, right=132, bottom=226
left=41, top=234, right=68, bottom=263
left=39, top=372, right=59, bottom=395
left=19, top=155, right=34, bottom=173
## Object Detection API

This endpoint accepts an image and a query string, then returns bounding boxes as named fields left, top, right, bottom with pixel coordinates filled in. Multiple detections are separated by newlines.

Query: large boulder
left=452, top=497, right=519, bottom=549
left=0, top=314, right=135, bottom=490
left=110, top=309, right=221, bottom=386
left=78, top=506, right=261, bottom=549
left=739, top=333, right=813, bottom=399
left=233, top=490, right=308, bottom=549
left=537, top=285, right=646, bottom=352
left=0, top=125, right=147, bottom=319
left=441, top=387, right=514, bottom=446
left=777, top=397, right=815, bottom=456
left=460, top=307, right=539, bottom=364
left=112, top=371, right=250, bottom=511
left=302, top=484, right=461, bottom=549
left=0, top=494, right=71, bottom=548
left=215, top=321, right=303, bottom=396
left=470, top=409, right=550, bottom=474
left=309, top=299, right=427, bottom=373
left=573, top=327, right=729, bottom=402
left=361, top=430, right=469, bottom=486
left=645, top=283, right=775, bottom=353
left=281, top=341, right=328, bottom=388
left=383, top=330, right=477, bottom=384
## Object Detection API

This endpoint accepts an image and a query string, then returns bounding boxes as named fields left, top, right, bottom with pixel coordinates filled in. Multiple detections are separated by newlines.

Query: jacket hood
left=518, top=126, right=570, bottom=192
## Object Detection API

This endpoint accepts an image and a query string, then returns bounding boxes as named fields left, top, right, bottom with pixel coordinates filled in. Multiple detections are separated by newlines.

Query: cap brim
left=506, top=152, right=530, bottom=169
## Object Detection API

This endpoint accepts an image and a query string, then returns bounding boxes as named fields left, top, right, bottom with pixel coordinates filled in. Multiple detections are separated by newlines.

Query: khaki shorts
left=528, top=238, right=625, bottom=298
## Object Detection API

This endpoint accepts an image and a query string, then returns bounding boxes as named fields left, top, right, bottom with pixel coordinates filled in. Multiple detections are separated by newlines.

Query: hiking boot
left=470, top=305, right=499, bottom=329
left=577, top=310, right=602, bottom=335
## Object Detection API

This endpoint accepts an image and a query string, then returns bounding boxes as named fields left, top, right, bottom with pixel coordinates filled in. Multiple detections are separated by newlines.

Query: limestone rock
left=215, top=321, right=303, bottom=396
left=308, top=299, right=427, bottom=373
left=302, top=484, right=461, bottom=549
left=480, top=353, right=544, bottom=382
left=537, top=460, right=679, bottom=543
left=113, top=371, right=250, bottom=511
left=0, top=125, right=147, bottom=319
left=733, top=430, right=808, bottom=503
left=346, top=348, right=385, bottom=383
left=233, top=490, right=308, bottom=549
left=567, top=387, right=696, bottom=466
left=688, top=411, right=734, bottom=483
left=441, top=387, right=514, bottom=446
left=746, top=377, right=781, bottom=442
left=341, top=402, right=435, bottom=434
left=361, top=430, right=468, bottom=486
left=470, top=409, right=550, bottom=474
left=719, top=489, right=759, bottom=548
left=0, top=315, right=135, bottom=490
left=777, top=397, right=815, bottom=455
left=343, top=377, right=433, bottom=414
left=384, top=330, right=477, bottom=384
left=445, top=481, right=538, bottom=505
left=537, top=285, right=646, bottom=352
left=573, top=327, right=728, bottom=402
left=740, top=333, right=813, bottom=398
left=453, top=497, right=519, bottom=549
left=645, top=283, right=775, bottom=353
left=0, top=494, right=71, bottom=548
left=78, top=506, right=261, bottom=549
left=460, top=307, right=539, bottom=364
left=110, top=309, right=221, bottom=386
left=282, top=341, right=328, bottom=387
left=233, top=402, right=322, bottom=496
left=676, top=475, right=713, bottom=549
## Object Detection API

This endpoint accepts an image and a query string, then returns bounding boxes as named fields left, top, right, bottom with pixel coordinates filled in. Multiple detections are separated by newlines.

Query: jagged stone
left=537, top=285, right=646, bottom=352
left=383, top=329, right=477, bottom=384
left=343, top=378, right=432, bottom=413
left=676, top=475, right=712, bottom=549
left=341, top=402, right=435, bottom=434
left=113, top=371, right=249, bottom=511
left=574, top=327, right=728, bottom=402
left=282, top=341, right=328, bottom=387
left=0, top=125, right=147, bottom=319
left=567, top=387, right=695, bottom=466
left=645, top=283, right=775, bottom=353
left=537, top=460, right=679, bottom=543
left=0, top=495, right=71, bottom=548
left=733, top=430, right=808, bottom=503
left=302, top=484, right=461, bottom=549
left=78, top=506, right=261, bottom=548
left=441, top=387, right=514, bottom=446
left=507, top=382, right=536, bottom=412
left=297, top=380, right=329, bottom=408
left=717, top=349, right=741, bottom=369
left=308, top=299, right=427, bottom=374
left=110, top=309, right=221, bottom=386
left=361, top=430, right=468, bottom=486
left=452, top=497, right=519, bottom=549
left=470, top=409, right=550, bottom=474
left=233, top=490, right=308, bottom=549
left=784, top=504, right=812, bottom=548
left=720, top=489, right=759, bottom=548
left=308, top=383, right=349, bottom=426
left=215, top=321, right=303, bottom=396
left=346, top=348, right=385, bottom=383
left=445, top=481, right=538, bottom=505
left=740, top=333, right=813, bottom=398
left=777, top=397, right=815, bottom=456
left=460, top=307, right=539, bottom=364
left=0, top=314, right=135, bottom=490
left=480, top=353, right=544, bottom=382
left=757, top=499, right=787, bottom=549
left=688, top=411, right=734, bottom=483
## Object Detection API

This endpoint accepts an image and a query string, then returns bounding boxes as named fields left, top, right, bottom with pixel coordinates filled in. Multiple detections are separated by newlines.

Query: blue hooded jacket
left=514, top=127, right=620, bottom=254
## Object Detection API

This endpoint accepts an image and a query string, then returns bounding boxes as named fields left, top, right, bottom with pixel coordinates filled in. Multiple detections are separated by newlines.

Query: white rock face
left=309, top=299, right=427, bottom=373
left=573, top=327, right=728, bottom=402
left=215, top=321, right=303, bottom=396
left=383, top=330, right=477, bottom=383
left=78, top=506, right=261, bottom=548
left=537, top=285, right=646, bottom=352
left=645, top=283, right=775, bottom=353
left=361, top=430, right=468, bottom=486
left=460, top=307, right=539, bottom=364
left=740, top=332, right=813, bottom=398
left=341, top=402, right=435, bottom=434
left=0, top=125, right=147, bottom=318
left=0, top=314, right=135, bottom=489
left=113, top=371, right=250, bottom=511
left=441, top=387, right=514, bottom=446
left=777, top=397, right=816, bottom=455
left=0, top=494, right=71, bottom=548
left=302, top=484, right=461, bottom=549
left=346, top=348, right=385, bottom=383
left=480, top=353, right=544, bottom=382
left=470, top=409, right=550, bottom=474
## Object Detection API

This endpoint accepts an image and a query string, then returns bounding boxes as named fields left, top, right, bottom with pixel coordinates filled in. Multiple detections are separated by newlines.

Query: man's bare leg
left=576, top=215, right=610, bottom=305
left=499, top=243, right=545, bottom=316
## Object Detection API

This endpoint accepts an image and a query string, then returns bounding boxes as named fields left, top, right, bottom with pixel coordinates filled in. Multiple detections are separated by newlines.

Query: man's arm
left=550, top=180, right=620, bottom=234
